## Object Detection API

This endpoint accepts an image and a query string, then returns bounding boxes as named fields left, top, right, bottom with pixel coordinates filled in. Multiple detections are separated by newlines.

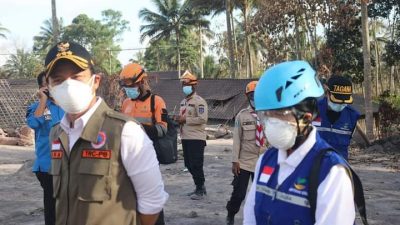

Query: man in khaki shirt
left=226, top=81, right=266, bottom=225
left=176, top=71, right=208, bottom=200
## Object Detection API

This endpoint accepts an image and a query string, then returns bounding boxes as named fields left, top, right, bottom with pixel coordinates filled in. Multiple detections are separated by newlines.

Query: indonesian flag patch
left=51, top=140, right=61, bottom=150
left=259, top=166, right=274, bottom=183
left=312, top=116, right=321, bottom=127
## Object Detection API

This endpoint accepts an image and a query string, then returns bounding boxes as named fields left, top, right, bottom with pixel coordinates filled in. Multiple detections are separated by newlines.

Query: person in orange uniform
left=119, top=63, right=168, bottom=141
left=119, top=63, right=167, bottom=225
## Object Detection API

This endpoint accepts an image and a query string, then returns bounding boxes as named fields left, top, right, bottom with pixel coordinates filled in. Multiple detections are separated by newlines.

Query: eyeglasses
left=257, top=109, right=294, bottom=122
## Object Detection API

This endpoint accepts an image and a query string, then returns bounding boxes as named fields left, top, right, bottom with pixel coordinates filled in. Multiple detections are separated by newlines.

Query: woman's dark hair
left=37, top=71, right=46, bottom=87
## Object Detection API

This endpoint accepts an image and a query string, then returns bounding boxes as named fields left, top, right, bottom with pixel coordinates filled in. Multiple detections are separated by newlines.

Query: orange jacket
left=121, top=94, right=167, bottom=138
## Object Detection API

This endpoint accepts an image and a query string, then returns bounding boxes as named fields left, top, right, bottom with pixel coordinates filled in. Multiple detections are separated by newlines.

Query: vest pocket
left=49, top=159, right=62, bottom=198
left=242, top=124, right=256, bottom=140
left=77, top=158, right=111, bottom=202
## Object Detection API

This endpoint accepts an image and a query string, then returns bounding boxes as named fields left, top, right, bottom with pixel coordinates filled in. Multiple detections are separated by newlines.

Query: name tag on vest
left=51, top=150, right=63, bottom=159
left=82, top=150, right=112, bottom=159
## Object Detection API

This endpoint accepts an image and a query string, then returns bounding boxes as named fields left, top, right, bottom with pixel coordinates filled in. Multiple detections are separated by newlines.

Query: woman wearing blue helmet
left=243, top=61, right=355, bottom=225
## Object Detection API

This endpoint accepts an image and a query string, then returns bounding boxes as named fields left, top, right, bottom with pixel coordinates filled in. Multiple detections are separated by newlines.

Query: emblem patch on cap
left=57, top=42, right=70, bottom=52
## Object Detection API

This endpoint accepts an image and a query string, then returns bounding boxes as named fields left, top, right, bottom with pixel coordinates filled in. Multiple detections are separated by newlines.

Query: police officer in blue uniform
left=312, top=75, right=360, bottom=160
left=243, top=61, right=356, bottom=225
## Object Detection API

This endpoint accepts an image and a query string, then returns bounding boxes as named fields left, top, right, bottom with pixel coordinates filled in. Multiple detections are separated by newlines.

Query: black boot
left=190, top=185, right=206, bottom=200
left=226, top=213, right=235, bottom=225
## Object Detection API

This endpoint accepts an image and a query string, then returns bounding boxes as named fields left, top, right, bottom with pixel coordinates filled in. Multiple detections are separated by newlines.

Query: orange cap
left=119, top=63, right=147, bottom=83
left=245, top=81, right=258, bottom=94
left=180, top=71, right=198, bottom=85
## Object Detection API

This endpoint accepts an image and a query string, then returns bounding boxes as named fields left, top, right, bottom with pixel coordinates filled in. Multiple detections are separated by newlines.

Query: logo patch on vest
left=259, top=166, right=274, bottom=183
left=51, top=150, right=63, bottom=159
left=289, top=177, right=308, bottom=196
left=82, top=150, right=111, bottom=159
left=91, top=131, right=107, bottom=149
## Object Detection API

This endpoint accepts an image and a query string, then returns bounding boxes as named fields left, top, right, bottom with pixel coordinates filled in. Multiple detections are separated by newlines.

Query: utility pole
left=51, top=0, right=59, bottom=44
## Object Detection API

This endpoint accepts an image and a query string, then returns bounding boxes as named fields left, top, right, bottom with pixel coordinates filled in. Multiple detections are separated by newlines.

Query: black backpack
left=308, top=148, right=369, bottom=225
left=150, top=94, right=178, bottom=164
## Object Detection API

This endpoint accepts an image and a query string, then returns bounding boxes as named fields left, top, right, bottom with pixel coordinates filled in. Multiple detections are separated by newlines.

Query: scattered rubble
left=0, top=126, right=34, bottom=146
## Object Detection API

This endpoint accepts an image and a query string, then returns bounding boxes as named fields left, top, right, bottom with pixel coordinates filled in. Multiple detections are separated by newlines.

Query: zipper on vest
left=66, top=158, right=71, bottom=225
left=272, top=184, right=280, bottom=201
left=267, top=214, right=271, bottom=225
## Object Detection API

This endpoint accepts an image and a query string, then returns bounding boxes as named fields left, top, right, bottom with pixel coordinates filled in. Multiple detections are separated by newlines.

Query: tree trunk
left=225, top=0, right=236, bottom=78
left=373, top=20, right=380, bottom=96
left=243, top=3, right=253, bottom=78
left=176, top=29, right=181, bottom=78
left=231, top=12, right=240, bottom=74
left=51, top=0, right=59, bottom=44
left=199, top=26, right=204, bottom=78
left=361, top=0, right=374, bottom=141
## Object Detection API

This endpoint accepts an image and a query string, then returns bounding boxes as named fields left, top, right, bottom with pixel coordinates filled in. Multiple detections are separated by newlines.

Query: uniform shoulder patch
left=106, top=110, right=139, bottom=124
left=198, top=105, right=206, bottom=114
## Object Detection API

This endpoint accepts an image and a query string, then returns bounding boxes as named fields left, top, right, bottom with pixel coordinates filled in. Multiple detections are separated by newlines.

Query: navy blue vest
left=254, top=134, right=348, bottom=225
left=313, top=98, right=360, bottom=159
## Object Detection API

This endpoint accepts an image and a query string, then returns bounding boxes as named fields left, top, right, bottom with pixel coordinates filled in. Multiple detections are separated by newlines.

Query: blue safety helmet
left=255, top=60, right=324, bottom=111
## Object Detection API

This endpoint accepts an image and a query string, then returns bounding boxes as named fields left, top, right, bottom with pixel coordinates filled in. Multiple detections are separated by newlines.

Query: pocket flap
left=78, top=158, right=110, bottom=176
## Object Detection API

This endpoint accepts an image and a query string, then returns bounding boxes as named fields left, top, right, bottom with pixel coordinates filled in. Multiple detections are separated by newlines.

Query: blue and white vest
left=313, top=98, right=360, bottom=159
left=254, top=134, right=348, bottom=225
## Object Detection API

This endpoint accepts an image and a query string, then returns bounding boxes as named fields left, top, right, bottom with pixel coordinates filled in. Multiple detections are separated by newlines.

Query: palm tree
left=3, top=48, right=42, bottom=78
left=188, top=0, right=236, bottom=78
left=361, top=0, right=374, bottom=140
left=33, top=18, right=64, bottom=54
left=139, top=0, right=209, bottom=77
left=236, top=0, right=255, bottom=78
left=0, top=23, right=9, bottom=39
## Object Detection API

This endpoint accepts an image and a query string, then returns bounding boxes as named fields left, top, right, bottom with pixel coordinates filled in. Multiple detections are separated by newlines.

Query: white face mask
left=328, top=100, right=347, bottom=112
left=263, top=117, right=298, bottom=150
left=49, top=76, right=95, bottom=114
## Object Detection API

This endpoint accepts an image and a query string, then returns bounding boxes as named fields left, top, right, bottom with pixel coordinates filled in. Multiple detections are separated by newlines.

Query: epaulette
left=106, top=110, right=140, bottom=124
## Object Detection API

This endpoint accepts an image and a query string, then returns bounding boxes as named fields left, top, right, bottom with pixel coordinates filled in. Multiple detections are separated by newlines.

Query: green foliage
left=33, top=18, right=64, bottom=58
left=325, top=1, right=364, bottom=83
left=2, top=48, right=42, bottom=78
left=63, top=10, right=129, bottom=75
left=32, top=10, right=129, bottom=75
left=378, top=90, right=400, bottom=137
left=139, top=0, right=210, bottom=73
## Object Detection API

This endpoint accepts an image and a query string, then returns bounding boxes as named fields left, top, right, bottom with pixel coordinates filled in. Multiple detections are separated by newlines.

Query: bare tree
left=361, top=0, right=374, bottom=140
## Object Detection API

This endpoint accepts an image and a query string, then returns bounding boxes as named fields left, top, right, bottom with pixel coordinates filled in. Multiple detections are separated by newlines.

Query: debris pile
left=0, top=126, right=34, bottom=146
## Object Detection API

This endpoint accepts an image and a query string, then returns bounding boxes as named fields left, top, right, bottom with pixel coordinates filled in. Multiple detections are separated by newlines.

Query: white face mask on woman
left=263, top=117, right=298, bottom=150
left=49, top=76, right=95, bottom=114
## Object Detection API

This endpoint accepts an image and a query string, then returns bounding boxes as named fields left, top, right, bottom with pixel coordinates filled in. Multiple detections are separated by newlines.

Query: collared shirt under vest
left=243, top=128, right=356, bottom=225
left=49, top=100, right=140, bottom=225
left=313, top=97, right=360, bottom=159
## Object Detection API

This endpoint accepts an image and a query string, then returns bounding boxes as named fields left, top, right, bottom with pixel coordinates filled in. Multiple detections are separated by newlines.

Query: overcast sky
left=0, top=0, right=225, bottom=66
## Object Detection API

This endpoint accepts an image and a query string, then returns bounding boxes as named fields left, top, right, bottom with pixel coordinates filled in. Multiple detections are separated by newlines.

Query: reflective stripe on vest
left=256, top=185, right=310, bottom=208
left=315, top=126, right=353, bottom=135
